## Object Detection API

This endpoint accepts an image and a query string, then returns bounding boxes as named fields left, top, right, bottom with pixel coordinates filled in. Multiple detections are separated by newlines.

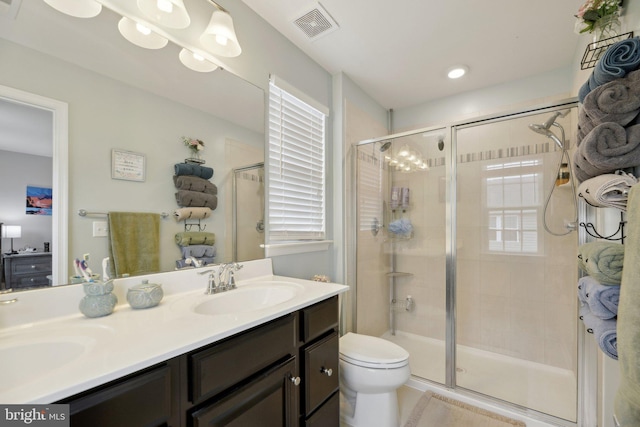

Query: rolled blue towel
left=580, top=304, right=618, bottom=360
left=593, top=37, right=640, bottom=87
left=578, top=275, right=620, bottom=319
left=180, top=245, right=217, bottom=258
left=175, top=256, right=216, bottom=269
left=174, top=163, right=214, bottom=180
left=579, top=37, right=640, bottom=103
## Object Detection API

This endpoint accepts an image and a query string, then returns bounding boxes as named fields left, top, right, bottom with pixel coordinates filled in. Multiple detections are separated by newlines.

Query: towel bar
left=78, top=209, right=170, bottom=218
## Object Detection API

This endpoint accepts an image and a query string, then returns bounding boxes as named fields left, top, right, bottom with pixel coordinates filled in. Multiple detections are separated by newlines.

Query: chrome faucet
left=218, top=262, right=243, bottom=291
left=185, top=256, right=203, bottom=268
left=198, top=269, right=218, bottom=294
left=198, top=263, right=243, bottom=294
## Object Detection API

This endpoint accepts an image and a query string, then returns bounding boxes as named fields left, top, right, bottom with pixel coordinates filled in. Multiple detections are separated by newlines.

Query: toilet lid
left=339, top=333, right=409, bottom=369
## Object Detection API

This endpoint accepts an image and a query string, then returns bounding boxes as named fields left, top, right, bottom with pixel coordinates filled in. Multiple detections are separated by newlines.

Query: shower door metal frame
left=351, top=97, right=594, bottom=427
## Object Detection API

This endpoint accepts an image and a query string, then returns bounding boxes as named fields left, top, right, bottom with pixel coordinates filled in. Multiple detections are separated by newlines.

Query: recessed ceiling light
left=447, top=66, right=468, bottom=79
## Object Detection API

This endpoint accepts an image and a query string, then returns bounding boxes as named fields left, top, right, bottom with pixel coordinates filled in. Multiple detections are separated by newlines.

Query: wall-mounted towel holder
left=579, top=211, right=626, bottom=244
left=78, top=209, right=170, bottom=218
left=184, top=219, right=206, bottom=232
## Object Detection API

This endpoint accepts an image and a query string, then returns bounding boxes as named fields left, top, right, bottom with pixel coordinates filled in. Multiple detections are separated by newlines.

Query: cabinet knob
left=30, top=265, right=36, bottom=269
left=289, top=376, right=301, bottom=386
left=320, top=367, right=333, bottom=377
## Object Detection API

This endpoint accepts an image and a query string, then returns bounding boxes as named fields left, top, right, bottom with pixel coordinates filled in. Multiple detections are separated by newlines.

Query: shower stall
left=350, top=102, right=583, bottom=425
left=232, top=163, right=265, bottom=262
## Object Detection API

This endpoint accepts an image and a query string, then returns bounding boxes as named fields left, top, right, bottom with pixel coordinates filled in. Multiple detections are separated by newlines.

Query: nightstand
left=2, top=252, right=52, bottom=290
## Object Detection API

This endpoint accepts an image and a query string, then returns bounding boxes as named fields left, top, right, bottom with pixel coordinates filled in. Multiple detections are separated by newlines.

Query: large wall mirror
left=0, top=0, right=265, bottom=292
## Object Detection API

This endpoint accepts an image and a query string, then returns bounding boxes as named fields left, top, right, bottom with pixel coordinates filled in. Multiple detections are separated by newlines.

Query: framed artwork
left=26, top=186, right=52, bottom=215
left=112, top=149, right=146, bottom=182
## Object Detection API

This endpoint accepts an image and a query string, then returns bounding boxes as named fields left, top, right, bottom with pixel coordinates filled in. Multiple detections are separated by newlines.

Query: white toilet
left=339, top=332, right=410, bottom=427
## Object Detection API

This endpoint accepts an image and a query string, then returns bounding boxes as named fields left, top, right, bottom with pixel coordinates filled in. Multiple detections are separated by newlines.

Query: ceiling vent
left=293, top=3, right=339, bottom=41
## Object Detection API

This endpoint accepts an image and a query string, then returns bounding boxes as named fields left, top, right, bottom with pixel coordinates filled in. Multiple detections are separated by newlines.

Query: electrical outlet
left=92, top=221, right=108, bottom=237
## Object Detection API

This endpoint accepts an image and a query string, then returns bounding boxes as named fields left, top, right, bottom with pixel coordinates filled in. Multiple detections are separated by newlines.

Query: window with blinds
left=484, top=159, right=542, bottom=254
left=267, top=79, right=327, bottom=241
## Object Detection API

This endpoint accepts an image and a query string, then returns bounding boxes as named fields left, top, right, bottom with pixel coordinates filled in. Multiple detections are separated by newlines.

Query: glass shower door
left=453, top=109, right=579, bottom=421
left=355, top=128, right=448, bottom=385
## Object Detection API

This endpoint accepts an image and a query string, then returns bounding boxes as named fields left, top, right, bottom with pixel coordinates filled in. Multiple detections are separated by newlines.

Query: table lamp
left=2, top=225, right=21, bottom=254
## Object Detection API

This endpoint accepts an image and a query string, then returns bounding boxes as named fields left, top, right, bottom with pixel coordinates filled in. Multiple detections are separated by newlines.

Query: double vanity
left=0, top=258, right=348, bottom=426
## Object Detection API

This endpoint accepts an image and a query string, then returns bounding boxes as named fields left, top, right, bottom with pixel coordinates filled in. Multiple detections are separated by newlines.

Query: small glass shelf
left=385, top=272, right=413, bottom=278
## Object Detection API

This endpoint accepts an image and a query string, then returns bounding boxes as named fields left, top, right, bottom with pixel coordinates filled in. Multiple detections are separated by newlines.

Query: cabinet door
left=304, top=332, right=338, bottom=416
left=191, top=357, right=298, bottom=427
left=63, top=363, right=175, bottom=427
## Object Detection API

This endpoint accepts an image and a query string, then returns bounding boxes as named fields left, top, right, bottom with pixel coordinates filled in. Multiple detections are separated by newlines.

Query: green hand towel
left=108, top=212, right=160, bottom=278
left=615, top=183, right=640, bottom=426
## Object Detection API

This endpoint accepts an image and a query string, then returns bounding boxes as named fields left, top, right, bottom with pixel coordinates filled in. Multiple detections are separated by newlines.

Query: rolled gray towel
left=175, top=190, right=218, bottom=210
left=577, top=107, right=596, bottom=146
left=573, top=149, right=605, bottom=182
left=173, top=163, right=214, bottom=179
left=173, top=175, right=218, bottom=195
left=574, top=123, right=640, bottom=181
left=578, top=172, right=638, bottom=211
left=585, top=124, right=640, bottom=170
left=572, top=160, right=593, bottom=183
left=582, top=77, right=640, bottom=127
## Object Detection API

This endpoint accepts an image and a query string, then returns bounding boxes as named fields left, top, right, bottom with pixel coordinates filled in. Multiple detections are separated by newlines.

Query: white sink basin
left=0, top=324, right=114, bottom=389
left=193, top=281, right=303, bottom=316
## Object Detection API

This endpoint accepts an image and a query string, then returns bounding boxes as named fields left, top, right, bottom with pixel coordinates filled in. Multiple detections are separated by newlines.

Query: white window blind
left=268, top=79, right=326, bottom=241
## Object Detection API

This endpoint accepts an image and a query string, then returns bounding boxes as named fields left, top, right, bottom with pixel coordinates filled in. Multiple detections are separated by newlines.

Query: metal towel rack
left=78, top=209, right=170, bottom=219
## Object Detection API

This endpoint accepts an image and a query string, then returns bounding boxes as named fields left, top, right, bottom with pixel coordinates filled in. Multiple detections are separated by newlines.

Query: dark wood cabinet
left=191, top=357, right=298, bottom=427
left=60, top=360, right=179, bottom=427
left=299, top=297, right=340, bottom=426
left=2, top=252, right=52, bottom=290
left=57, top=296, right=340, bottom=427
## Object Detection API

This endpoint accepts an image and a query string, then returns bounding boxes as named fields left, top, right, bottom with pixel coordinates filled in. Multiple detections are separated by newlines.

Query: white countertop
left=0, top=259, right=348, bottom=404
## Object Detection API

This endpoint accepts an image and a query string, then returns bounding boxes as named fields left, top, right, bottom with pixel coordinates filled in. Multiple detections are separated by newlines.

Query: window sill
left=261, top=240, right=333, bottom=257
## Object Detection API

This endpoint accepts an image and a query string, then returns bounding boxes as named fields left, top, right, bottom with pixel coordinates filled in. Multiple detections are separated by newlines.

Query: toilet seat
left=339, top=333, right=409, bottom=369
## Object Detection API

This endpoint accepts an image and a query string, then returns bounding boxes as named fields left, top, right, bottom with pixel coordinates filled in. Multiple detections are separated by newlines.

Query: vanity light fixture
left=179, top=48, right=219, bottom=72
left=117, top=16, right=169, bottom=50
left=200, top=1, right=242, bottom=58
left=137, top=0, right=191, bottom=29
left=43, top=0, right=102, bottom=18
left=2, top=225, right=21, bottom=254
left=447, top=65, right=469, bottom=79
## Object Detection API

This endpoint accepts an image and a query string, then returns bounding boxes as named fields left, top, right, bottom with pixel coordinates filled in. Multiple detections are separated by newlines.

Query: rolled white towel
left=173, top=207, right=212, bottom=221
left=578, top=171, right=638, bottom=211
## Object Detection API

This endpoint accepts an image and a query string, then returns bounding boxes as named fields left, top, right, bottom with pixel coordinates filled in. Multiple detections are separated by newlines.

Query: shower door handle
left=371, top=217, right=382, bottom=236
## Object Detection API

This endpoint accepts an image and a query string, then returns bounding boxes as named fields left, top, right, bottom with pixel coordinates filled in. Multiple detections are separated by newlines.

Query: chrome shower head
left=379, top=140, right=392, bottom=152
left=529, top=110, right=570, bottom=149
